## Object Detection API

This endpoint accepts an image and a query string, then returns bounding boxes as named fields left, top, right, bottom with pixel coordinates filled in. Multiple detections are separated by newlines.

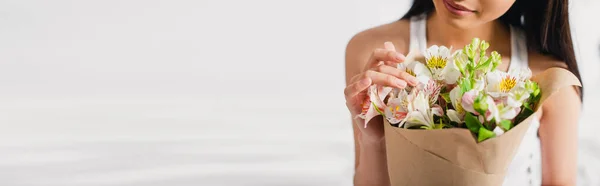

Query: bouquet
left=358, top=38, right=581, bottom=185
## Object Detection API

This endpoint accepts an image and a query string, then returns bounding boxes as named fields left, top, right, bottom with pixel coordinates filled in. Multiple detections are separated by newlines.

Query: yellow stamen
left=456, top=102, right=465, bottom=114
left=395, top=106, right=400, bottom=111
left=427, top=56, right=447, bottom=69
left=401, top=99, right=409, bottom=109
left=499, top=76, right=517, bottom=92
left=406, top=69, right=416, bottom=77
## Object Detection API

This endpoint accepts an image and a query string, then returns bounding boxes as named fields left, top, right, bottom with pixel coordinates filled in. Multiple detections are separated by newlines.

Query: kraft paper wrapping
left=384, top=67, right=582, bottom=186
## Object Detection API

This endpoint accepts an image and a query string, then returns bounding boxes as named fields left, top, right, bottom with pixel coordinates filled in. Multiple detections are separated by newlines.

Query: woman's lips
left=442, top=0, right=475, bottom=16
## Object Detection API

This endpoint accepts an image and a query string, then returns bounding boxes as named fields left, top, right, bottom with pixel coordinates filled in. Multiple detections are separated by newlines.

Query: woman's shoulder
left=345, top=20, right=411, bottom=76
left=527, top=51, right=581, bottom=118
left=346, top=20, right=411, bottom=59
left=527, top=51, right=569, bottom=75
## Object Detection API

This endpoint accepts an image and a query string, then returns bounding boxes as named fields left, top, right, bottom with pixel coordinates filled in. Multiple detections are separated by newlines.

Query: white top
left=409, top=14, right=542, bottom=186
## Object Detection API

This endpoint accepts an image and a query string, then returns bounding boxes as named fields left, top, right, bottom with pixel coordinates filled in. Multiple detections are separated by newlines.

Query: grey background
left=0, top=0, right=598, bottom=185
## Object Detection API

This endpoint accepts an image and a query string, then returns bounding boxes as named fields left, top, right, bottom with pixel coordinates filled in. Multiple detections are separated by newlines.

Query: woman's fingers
left=345, top=41, right=414, bottom=103
left=374, top=65, right=419, bottom=86
left=364, top=48, right=406, bottom=70
left=345, top=66, right=418, bottom=100
left=384, top=41, right=396, bottom=51
left=364, top=70, right=409, bottom=89
left=344, top=78, right=371, bottom=100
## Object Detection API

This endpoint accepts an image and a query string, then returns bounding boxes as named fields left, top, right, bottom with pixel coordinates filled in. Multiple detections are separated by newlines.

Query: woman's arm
left=539, top=84, right=581, bottom=186
left=345, top=35, right=391, bottom=185
left=344, top=21, right=411, bottom=186
left=354, top=130, right=390, bottom=186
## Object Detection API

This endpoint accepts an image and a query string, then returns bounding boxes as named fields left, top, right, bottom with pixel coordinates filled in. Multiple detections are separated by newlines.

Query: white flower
left=422, top=79, right=443, bottom=105
left=424, top=45, right=461, bottom=84
left=358, top=85, right=393, bottom=128
left=493, top=126, right=505, bottom=136
left=447, top=87, right=465, bottom=123
left=403, top=90, right=441, bottom=129
left=485, top=68, right=532, bottom=98
left=459, top=78, right=485, bottom=114
left=384, top=89, right=410, bottom=125
left=506, top=87, right=531, bottom=108
left=398, top=60, right=432, bottom=84
left=485, top=95, right=519, bottom=123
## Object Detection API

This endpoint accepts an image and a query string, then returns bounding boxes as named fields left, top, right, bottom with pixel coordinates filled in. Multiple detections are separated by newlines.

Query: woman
left=344, top=0, right=583, bottom=185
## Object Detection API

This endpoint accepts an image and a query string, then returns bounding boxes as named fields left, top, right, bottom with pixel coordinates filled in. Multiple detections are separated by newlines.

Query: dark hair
left=402, top=0, right=583, bottom=100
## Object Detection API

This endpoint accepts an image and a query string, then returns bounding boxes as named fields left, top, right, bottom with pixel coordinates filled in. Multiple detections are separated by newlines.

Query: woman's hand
left=344, top=42, right=418, bottom=143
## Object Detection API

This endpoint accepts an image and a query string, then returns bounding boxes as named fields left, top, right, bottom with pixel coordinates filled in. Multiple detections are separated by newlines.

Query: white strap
left=509, top=26, right=529, bottom=70
left=409, top=14, right=427, bottom=53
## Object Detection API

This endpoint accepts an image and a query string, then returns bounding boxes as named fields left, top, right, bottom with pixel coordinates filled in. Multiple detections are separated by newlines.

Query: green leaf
left=464, top=112, right=482, bottom=133
left=459, top=78, right=473, bottom=95
left=478, top=127, right=496, bottom=142
left=523, top=104, right=534, bottom=115
left=514, top=106, right=534, bottom=124
left=475, top=57, right=492, bottom=72
left=499, top=120, right=512, bottom=130
left=473, top=93, right=488, bottom=116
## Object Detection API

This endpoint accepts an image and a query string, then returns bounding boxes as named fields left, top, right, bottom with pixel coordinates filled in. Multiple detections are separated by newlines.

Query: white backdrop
left=0, top=0, right=598, bottom=185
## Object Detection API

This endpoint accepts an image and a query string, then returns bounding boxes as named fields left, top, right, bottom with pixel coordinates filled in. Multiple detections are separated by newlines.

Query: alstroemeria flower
left=357, top=85, right=393, bottom=128
left=486, top=68, right=532, bottom=98
left=447, top=87, right=465, bottom=123
left=419, top=79, right=443, bottom=105
left=460, top=78, right=485, bottom=114
left=506, top=86, right=531, bottom=108
left=493, top=126, right=505, bottom=136
left=485, top=96, right=519, bottom=123
left=384, top=89, right=410, bottom=125
left=403, top=90, right=443, bottom=129
left=398, top=60, right=432, bottom=84
left=424, top=45, right=461, bottom=84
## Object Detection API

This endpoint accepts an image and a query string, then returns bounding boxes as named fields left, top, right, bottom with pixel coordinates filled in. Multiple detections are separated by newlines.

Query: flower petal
left=425, top=45, right=440, bottom=59
left=432, top=105, right=444, bottom=116
left=412, top=61, right=432, bottom=77
left=441, top=65, right=461, bottom=84
left=485, top=71, right=504, bottom=92
left=493, top=126, right=505, bottom=136
left=447, top=109, right=463, bottom=123
left=500, top=106, right=518, bottom=120
left=449, top=87, right=462, bottom=104
left=474, top=78, right=486, bottom=91
left=485, top=96, right=499, bottom=122
left=438, top=46, right=451, bottom=58
left=506, top=96, right=522, bottom=108
left=461, top=90, right=478, bottom=113
left=404, top=112, right=429, bottom=128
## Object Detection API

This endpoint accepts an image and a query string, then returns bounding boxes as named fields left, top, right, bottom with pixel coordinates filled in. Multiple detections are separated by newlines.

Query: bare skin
left=345, top=11, right=581, bottom=186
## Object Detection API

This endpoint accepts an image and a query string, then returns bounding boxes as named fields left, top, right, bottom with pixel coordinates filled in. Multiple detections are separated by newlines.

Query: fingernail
left=395, top=79, right=407, bottom=88
left=409, top=77, right=419, bottom=85
left=396, top=53, right=405, bottom=61
left=360, top=78, right=371, bottom=86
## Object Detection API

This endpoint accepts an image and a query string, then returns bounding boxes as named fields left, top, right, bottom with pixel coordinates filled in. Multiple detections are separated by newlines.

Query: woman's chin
left=435, top=8, right=482, bottom=30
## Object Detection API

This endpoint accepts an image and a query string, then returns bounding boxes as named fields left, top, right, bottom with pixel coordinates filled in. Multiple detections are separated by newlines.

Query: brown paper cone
left=384, top=67, right=581, bottom=186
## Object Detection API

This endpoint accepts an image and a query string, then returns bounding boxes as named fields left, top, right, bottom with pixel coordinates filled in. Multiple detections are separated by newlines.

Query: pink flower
left=461, top=90, right=478, bottom=114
